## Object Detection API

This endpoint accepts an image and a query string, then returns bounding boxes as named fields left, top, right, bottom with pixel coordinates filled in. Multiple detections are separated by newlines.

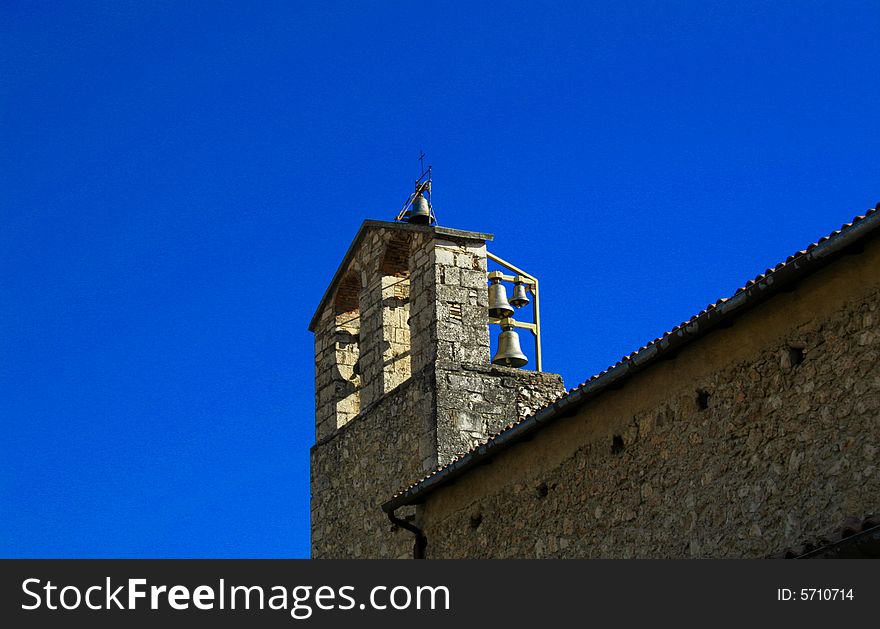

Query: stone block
left=454, top=252, right=475, bottom=268
left=434, top=248, right=456, bottom=267
left=460, top=269, right=487, bottom=289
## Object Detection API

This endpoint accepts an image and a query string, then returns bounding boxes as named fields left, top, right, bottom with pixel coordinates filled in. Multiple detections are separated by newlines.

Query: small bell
left=488, top=279, right=514, bottom=318
left=407, top=193, right=431, bottom=224
left=510, top=279, right=531, bottom=308
left=492, top=324, right=528, bottom=368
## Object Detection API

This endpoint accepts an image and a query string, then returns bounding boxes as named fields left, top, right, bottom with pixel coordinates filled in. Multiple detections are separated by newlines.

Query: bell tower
left=308, top=180, right=565, bottom=558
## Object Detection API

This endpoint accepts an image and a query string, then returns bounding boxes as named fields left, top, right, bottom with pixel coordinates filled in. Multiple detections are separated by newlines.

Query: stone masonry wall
left=409, top=233, right=492, bottom=374
left=418, top=242, right=880, bottom=558
left=311, top=362, right=564, bottom=558
left=435, top=363, right=565, bottom=467
left=311, top=369, right=432, bottom=559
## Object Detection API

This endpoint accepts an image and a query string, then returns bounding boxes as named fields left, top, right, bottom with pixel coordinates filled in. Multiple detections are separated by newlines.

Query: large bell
left=407, top=193, right=431, bottom=224
left=488, top=279, right=514, bottom=318
left=492, top=326, right=528, bottom=368
left=510, top=280, right=530, bottom=308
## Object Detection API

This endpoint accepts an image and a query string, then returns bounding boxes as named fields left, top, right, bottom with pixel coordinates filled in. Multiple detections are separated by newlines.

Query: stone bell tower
left=308, top=216, right=565, bottom=558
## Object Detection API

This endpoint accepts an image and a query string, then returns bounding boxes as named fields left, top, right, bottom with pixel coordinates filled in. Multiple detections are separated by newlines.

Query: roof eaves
left=771, top=514, right=880, bottom=559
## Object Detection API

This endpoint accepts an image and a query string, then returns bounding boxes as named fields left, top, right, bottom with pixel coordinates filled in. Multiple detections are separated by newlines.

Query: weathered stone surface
left=310, top=361, right=563, bottom=558
left=311, top=368, right=432, bottom=559
left=435, top=362, right=563, bottom=466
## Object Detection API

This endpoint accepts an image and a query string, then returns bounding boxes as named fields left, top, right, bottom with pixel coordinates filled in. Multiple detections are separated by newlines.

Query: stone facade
left=434, top=362, right=563, bottom=465
left=310, top=362, right=563, bottom=558
left=310, top=366, right=431, bottom=559
left=414, top=236, right=880, bottom=558
left=309, top=220, right=565, bottom=558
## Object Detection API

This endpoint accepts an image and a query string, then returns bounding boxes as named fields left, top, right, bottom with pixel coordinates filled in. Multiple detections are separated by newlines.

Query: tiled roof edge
left=770, top=514, right=880, bottom=558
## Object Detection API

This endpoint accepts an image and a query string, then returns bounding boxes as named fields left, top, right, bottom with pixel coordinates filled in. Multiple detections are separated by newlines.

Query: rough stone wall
left=311, top=370, right=433, bottom=559
left=409, top=234, right=492, bottom=373
left=418, top=243, right=880, bottom=558
left=310, top=363, right=564, bottom=558
left=435, top=363, right=565, bottom=467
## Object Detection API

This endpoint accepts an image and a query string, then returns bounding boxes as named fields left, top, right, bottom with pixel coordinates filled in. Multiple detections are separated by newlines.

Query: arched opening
left=332, top=270, right=361, bottom=428
left=379, top=233, right=412, bottom=393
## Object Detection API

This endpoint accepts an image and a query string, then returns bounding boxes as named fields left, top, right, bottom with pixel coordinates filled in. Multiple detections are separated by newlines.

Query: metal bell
left=510, top=280, right=530, bottom=308
left=487, top=279, right=514, bottom=318
left=407, top=193, right=431, bottom=224
left=492, top=326, right=528, bottom=368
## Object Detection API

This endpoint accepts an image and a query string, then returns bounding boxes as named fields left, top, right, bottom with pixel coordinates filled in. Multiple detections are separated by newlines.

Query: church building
left=309, top=185, right=880, bottom=559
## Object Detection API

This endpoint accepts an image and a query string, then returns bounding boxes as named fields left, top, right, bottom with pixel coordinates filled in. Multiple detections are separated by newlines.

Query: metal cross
left=418, top=150, right=426, bottom=175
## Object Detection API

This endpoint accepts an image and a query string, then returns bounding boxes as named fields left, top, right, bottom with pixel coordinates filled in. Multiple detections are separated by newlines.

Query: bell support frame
left=486, top=251, right=542, bottom=372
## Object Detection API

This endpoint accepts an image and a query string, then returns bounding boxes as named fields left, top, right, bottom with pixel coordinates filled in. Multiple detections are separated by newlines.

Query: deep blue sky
left=2, top=2, right=878, bottom=558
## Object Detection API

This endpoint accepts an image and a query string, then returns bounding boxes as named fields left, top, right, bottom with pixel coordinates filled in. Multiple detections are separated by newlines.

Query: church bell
left=407, top=193, right=432, bottom=224
left=492, top=324, right=528, bottom=368
left=488, top=278, right=514, bottom=318
left=509, top=278, right=531, bottom=308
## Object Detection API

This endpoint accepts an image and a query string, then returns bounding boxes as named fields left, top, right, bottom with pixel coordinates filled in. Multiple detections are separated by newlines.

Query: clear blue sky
left=2, top=2, right=878, bottom=558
